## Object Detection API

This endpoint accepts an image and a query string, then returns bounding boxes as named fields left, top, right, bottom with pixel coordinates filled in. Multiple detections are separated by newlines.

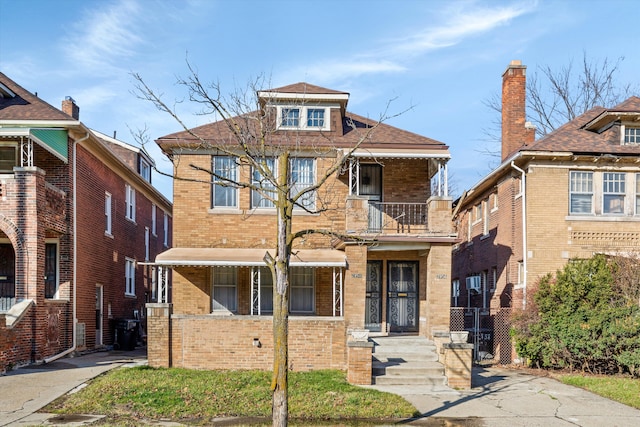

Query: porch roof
left=153, top=248, right=347, bottom=267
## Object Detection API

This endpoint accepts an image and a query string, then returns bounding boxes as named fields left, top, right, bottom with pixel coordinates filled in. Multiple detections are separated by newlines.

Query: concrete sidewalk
left=371, top=366, right=640, bottom=426
left=0, top=348, right=147, bottom=427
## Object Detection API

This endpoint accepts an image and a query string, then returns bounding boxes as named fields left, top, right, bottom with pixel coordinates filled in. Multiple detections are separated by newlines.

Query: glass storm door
left=365, top=261, right=382, bottom=332
left=387, top=261, right=418, bottom=332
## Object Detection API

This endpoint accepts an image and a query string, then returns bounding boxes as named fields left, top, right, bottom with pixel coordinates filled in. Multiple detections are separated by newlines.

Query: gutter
left=44, top=131, right=90, bottom=363
left=511, top=162, right=527, bottom=309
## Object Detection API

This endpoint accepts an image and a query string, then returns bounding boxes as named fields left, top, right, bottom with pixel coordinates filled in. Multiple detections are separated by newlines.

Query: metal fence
left=450, top=307, right=513, bottom=364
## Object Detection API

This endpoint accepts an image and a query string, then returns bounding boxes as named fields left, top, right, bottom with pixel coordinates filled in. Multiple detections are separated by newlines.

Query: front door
left=387, top=261, right=418, bottom=333
left=0, top=244, right=15, bottom=310
left=358, top=164, right=383, bottom=231
left=365, top=261, right=382, bottom=332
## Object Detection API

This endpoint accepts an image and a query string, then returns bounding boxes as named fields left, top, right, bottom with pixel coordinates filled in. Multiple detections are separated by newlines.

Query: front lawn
left=559, top=374, right=640, bottom=410
left=45, top=366, right=418, bottom=425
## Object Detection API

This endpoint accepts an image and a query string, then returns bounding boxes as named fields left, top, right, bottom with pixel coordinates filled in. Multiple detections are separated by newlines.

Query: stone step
left=372, top=353, right=440, bottom=363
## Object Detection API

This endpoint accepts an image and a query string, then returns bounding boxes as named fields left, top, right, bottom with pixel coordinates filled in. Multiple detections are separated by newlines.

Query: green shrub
left=511, top=254, right=640, bottom=376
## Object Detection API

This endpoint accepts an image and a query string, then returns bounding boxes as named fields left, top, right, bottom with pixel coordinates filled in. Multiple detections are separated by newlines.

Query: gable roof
left=0, top=72, right=77, bottom=123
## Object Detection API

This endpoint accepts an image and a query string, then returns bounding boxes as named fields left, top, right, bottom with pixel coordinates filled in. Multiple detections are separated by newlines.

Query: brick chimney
left=61, top=96, right=79, bottom=119
left=501, top=60, right=535, bottom=160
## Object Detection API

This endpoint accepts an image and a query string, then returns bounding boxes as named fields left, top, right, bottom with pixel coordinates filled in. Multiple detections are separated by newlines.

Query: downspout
left=45, top=132, right=90, bottom=363
left=510, top=162, right=527, bottom=309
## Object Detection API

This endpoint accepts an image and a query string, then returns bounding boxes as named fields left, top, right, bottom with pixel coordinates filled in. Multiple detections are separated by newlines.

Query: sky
left=1, top=0, right=639, bottom=201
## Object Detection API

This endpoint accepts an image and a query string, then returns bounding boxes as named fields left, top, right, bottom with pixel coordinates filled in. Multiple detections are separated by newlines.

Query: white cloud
left=62, top=0, right=144, bottom=75
left=387, top=1, right=538, bottom=57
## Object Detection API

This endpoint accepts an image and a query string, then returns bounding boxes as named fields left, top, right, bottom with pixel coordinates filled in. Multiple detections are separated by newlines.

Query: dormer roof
left=258, top=82, right=350, bottom=115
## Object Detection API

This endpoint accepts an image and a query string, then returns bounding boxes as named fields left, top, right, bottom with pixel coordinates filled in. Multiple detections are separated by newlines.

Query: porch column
left=250, top=267, right=261, bottom=315
left=332, top=267, right=343, bottom=316
left=425, top=243, right=452, bottom=339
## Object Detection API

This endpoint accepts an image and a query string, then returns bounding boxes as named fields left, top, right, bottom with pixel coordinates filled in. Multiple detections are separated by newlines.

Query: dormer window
left=139, top=157, right=151, bottom=182
left=624, top=126, right=640, bottom=144
left=307, top=109, right=325, bottom=128
left=282, top=108, right=300, bottom=127
left=278, top=106, right=328, bottom=131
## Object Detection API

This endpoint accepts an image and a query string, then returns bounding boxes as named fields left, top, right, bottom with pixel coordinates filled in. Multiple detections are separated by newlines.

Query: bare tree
left=132, top=63, right=402, bottom=426
left=482, top=53, right=637, bottom=152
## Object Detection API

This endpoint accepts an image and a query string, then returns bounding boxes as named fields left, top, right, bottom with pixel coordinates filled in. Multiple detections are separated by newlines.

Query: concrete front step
left=372, top=361, right=444, bottom=377
left=370, top=335, right=448, bottom=387
left=372, top=374, right=448, bottom=386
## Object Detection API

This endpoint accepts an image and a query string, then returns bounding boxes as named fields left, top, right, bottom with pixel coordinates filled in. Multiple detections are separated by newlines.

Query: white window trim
left=211, top=156, right=239, bottom=209
left=125, top=257, right=136, bottom=296
left=277, top=105, right=330, bottom=131
left=151, top=204, right=157, bottom=236
left=569, top=171, right=594, bottom=215
left=602, top=172, right=626, bottom=215
left=212, top=266, right=238, bottom=314
left=125, top=184, right=136, bottom=222
left=163, top=212, right=169, bottom=247
left=140, top=157, right=151, bottom=182
left=144, top=227, right=150, bottom=262
left=621, top=124, right=640, bottom=145
left=105, top=192, right=112, bottom=236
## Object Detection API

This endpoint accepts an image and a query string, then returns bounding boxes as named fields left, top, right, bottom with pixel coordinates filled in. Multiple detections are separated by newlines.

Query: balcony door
left=356, top=164, right=382, bottom=231
left=387, top=261, right=418, bottom=333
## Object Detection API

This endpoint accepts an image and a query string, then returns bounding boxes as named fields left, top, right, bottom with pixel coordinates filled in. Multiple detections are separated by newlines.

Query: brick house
left=0, top=72, right=172, bottom=371
left=451, top=60, right=640, bottom=363
left=146, top=83, right=455, bottom=381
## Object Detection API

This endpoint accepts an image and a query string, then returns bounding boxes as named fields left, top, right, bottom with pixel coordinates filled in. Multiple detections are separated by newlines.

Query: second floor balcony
left=345, top=197, right=453, bottom=237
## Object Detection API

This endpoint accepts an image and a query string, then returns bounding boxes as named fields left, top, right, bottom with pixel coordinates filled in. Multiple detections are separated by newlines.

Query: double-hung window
left=151, top=204, right=157, bottom=236
left=290, top=267, right=315, bottom=313
left=125, top=184, right=136, bottom=221
left=125, top=258, right=136, bottom=296
left=211, top=156, right=238, bottom=208
left=139, top=157, right=151, bottom=182
left=144, top=227, right=150, bottom=261
left=105, top=192, right=112, bottom=235
left=252, top=158, right=276, bottom=208
left=569, top=171, right=593, bottom=214
left=291, top=158, right=315, bottom=210
left=0, top=144, right=17, bottom=173
left=163, top=212, right=169, bottom=247
left=212, top=267, right=237, bottom=312
left=603, top=172, right=625, bottom=214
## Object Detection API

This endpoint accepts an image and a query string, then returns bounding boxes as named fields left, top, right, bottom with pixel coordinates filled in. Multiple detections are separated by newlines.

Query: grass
left=558, top=374, right=640, bottom=410
left=45, top=366, right=418, bottom=425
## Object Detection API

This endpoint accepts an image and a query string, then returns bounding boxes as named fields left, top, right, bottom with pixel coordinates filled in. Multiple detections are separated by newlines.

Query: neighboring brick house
left=0, top=72, right=172, bottom=371
left=146, top=83, right=454, bottom=381
left=451, top=60, right=640, bottom=363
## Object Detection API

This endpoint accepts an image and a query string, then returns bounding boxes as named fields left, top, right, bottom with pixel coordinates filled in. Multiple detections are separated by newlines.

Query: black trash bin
left=114, top=319, right=139, bottom=351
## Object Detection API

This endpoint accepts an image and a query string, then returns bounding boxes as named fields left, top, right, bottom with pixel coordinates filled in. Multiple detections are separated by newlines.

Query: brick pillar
left=442, top=342, right=474, bottom=389
left=347, top=340, right=373, bottom=385
left=146, top=303, right=172, bottom=367
left=425, top=243, right=452, bottom=339
left=343, top=244, right=367, bottom=329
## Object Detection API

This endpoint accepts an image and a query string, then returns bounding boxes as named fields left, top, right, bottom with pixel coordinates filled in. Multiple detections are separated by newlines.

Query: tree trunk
left=272, top=153, right=291, bottom=426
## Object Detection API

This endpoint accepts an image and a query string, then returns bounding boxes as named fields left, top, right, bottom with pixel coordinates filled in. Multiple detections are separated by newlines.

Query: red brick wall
left=75, top=143, right=171, bottom=348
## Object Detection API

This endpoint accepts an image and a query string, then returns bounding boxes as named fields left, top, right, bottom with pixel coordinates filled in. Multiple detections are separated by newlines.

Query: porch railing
left=368, top=202, right=428, bottom=233
left=0, top=282, right=15, bottom=312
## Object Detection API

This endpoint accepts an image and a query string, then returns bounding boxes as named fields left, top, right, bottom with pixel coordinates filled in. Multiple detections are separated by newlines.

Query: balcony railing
left=368, top=202, right=428, bottom=234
